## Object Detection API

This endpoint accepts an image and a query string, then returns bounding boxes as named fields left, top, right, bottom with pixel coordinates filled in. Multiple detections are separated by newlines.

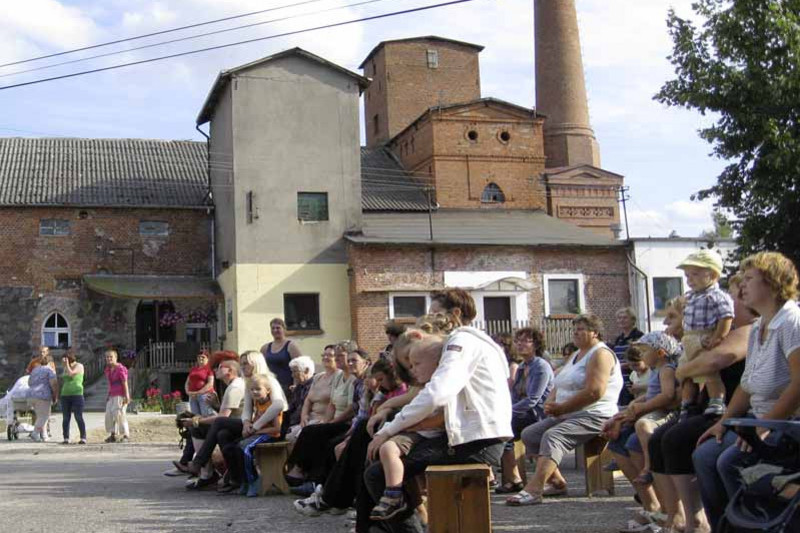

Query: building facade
left=198, top=49, right=369, bottom=357
left=0, top=138, right=215, bottom=389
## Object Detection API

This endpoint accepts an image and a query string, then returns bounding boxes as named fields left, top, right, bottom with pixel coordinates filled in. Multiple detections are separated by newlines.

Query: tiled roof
left=361, top=146, right=431, bottom=212
left=0, top=138, right=429, bottom=212
left=0, top=138, right=208, bottom=208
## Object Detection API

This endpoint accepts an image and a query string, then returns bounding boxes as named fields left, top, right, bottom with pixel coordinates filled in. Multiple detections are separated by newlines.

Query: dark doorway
left=136, top=300, right=177, bottom=352
left=484, top=297, right=512, bottom=323
left=136, top=301, right=156, bottom=352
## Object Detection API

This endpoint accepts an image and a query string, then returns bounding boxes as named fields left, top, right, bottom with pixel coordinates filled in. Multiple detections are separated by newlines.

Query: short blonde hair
left=249, top=374, right=272, bottom=393
left=740, top=252, right=799, bottom=302
left=616, top=306, right=637, bottom=323
left=665, top=296, right=686, bottom=316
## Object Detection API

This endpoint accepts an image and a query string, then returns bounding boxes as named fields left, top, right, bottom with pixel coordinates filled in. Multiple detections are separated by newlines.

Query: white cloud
left=625, top=198, right=715, bottom=238
left=0, top=0, right=100, bottom=63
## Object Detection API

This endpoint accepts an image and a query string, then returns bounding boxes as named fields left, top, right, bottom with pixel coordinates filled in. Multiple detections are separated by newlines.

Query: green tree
left=700, top=208, right=734, bottom=240
left=656, top=0, right=800, bottom=266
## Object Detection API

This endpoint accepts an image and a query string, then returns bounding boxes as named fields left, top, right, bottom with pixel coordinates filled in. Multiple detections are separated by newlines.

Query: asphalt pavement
left=0, top=441, right=638, bottom=533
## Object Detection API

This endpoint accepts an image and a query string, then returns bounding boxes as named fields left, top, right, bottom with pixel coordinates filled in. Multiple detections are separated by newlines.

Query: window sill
left=391, top=317, right=418, bottom=325
left=286, top=329, right=324, bottom=337
left=547, top=313, right=579, bottom=320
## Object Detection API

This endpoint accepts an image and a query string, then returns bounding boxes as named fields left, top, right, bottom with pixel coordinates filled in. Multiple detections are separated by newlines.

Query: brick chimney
left=535, top=0, right=601, bottom=168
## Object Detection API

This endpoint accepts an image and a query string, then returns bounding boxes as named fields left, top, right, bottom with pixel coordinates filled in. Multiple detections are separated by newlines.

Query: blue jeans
left=692, top=426, right=760, bottom=531
left=61, top=395, right=86, bottom=440
left=190, top=395, right=215, bottom=416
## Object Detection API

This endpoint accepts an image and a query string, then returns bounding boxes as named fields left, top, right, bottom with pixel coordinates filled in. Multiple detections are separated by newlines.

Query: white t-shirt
left=741, top=300, right=800, bottom=418
left=220, top=377, right=245, bottom=418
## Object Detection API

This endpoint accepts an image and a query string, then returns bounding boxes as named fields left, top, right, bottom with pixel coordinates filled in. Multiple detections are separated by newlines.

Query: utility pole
left=619, top=186, right=631, bottom=240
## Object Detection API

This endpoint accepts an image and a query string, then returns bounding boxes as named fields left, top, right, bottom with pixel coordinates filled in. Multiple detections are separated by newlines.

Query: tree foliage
left=656, top=0, right=800, bottom=266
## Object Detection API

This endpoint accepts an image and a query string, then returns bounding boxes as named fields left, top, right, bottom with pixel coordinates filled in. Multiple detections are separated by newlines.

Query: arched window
left=42, top=312, right=70, bottom=348
left=481, top=183, right=506, bottom=204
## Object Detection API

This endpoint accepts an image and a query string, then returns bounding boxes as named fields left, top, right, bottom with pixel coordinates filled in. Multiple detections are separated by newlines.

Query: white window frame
left=42, top=312, right=71, bottom=348
left=388, top=292, right=431, bottom=319
left=472, top=291, right=528, bottom=325
left=426, top=49, right=439, bottom=69
left=543, top=274, right=586, bottom=317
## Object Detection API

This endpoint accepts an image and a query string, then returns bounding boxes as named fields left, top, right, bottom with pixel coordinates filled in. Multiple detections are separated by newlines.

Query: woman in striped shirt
left=692, top=252, right=800, bottom=531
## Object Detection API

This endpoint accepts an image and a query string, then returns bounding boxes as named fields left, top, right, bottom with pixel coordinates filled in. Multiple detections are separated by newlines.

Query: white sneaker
left=31, top=432, right=42, bottom=442
left=620, top=520, right=663, bottom=533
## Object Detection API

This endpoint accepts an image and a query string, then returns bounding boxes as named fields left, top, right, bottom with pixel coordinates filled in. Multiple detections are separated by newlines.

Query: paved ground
left=0, top=438, right=638, bottom=533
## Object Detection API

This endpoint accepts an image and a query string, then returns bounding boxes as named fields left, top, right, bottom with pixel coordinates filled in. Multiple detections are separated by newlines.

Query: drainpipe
left=626, top=251, right=652, bottom=333
left=195, top=124, right=215, bottom=279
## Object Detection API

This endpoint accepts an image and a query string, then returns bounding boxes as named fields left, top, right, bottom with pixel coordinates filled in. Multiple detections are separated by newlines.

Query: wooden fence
left=472, top=318, right=574, bottom=354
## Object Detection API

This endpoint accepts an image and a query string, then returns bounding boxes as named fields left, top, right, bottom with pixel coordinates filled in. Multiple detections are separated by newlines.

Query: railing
left=472, top=318, right=574, bottom=354
left=127, top=346, right=149, bottom=399
left=148, top=341, right=212, bottom=370
left=83, top=351, right=108, bottom=387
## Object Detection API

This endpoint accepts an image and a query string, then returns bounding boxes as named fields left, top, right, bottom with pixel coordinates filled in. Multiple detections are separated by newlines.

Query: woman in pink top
left=104, top=349, right=130, bottom=443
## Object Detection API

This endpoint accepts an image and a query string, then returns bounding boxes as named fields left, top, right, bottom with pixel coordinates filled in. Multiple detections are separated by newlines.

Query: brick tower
left=360, top=36, right=483, bottom=147
left=535, top=0, right=600, bottom=168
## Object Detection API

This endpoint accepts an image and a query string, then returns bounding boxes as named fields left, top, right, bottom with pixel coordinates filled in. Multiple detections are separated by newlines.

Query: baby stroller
left=6, top=397, right=36, bottom=440
left=718, top=418, right=800, bottom=533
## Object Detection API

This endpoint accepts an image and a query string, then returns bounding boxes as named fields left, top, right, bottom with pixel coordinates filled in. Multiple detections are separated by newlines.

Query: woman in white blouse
left=693, top=252, right=800, bottom=531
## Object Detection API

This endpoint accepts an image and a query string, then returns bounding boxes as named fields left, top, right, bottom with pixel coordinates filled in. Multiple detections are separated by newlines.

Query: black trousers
left=191, top=417, right=243, bottom=467
left=287, top=421, right=350, bottom=483
left=321, top=419, right=372, bottom=509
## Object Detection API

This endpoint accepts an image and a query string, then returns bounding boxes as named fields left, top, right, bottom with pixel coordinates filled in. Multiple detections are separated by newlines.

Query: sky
left=0, top=0, right=727, bottom=238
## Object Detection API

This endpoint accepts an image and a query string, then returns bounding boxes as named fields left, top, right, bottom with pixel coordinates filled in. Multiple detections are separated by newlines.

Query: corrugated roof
left=347, top=209, right=624, bottom=247
left=361, top=146, right=431, bottom=212
left=0, top=138, right=208, bottom=208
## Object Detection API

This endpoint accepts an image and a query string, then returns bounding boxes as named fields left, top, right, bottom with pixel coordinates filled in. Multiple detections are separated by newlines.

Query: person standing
left=60, top=349, right=86, bottom=444
left=28, top=353, right=59, bottom=442
left=260, top=318, right=302, bottom=396
left=104, top=349, right=130, bottom=443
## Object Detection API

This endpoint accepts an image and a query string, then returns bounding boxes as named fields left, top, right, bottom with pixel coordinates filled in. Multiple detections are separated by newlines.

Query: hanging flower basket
left=159, top=311, right=184, bottom=328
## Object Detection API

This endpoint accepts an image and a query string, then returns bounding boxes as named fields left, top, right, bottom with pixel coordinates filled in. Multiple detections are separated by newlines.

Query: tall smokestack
left=535, top=0, right=600, bottom=168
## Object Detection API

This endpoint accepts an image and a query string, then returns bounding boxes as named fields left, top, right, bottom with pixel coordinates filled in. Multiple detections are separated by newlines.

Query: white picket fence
left=472, top=318, right=574, bottom=354
left=148, top=341, right=212, bottom=369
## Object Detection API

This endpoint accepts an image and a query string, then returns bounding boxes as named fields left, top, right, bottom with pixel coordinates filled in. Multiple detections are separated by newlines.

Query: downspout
left=626, top=251, right=652, bottom=333
left=196, top=123, right=215, bottom=280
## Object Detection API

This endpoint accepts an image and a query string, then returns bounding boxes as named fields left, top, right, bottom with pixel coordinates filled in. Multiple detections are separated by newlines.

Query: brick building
left=348, top=36, right=631, bottom=355
left=0, top=138, right=217, bottom=389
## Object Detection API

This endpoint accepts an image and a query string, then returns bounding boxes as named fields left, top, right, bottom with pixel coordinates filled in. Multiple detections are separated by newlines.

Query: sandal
left=370, top=493, right=407, bottom=521
left=494, top=481, right=524, bottom=494
left=505, top=490, right=543, bottom=506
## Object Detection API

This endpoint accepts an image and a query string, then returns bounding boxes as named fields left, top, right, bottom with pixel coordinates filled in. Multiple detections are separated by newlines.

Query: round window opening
left=499, top=131, right=511, bottom=143
left=467, top=130, right=479, bottom=141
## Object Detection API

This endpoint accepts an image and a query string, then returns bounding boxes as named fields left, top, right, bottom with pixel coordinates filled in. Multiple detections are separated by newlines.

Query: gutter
left=195, top=123, right=215, bottom=280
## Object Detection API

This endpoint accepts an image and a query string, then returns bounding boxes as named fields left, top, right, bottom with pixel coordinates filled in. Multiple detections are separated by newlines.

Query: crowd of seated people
left=161, top=251, right=800, bottom=533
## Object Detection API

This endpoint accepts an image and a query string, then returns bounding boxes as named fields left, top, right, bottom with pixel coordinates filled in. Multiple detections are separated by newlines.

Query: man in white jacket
left=361, top=289, right=513, bottom=532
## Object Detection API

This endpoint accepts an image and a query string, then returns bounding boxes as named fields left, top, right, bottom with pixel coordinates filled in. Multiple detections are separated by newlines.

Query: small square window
left=139, top=221, right=169, bottom=236
left=653, top=277, right=683, bottom=313
left=392, top=296, right=427, bottom=319
left=297, top=192, right=329, bottom=222
left=284, top=293, right=320, bottom=331
left=547, top=279, right=581, bottom=315
left=426, top=49, right=439, bottom=69
left=40, top=219, right=70, bottom=236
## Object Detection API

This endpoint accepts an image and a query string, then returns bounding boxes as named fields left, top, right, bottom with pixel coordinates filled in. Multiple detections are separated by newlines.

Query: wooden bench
left=426, top=464, right=491, bottom=533
left=254, top=441, right=290, bottom=496
left=581, top=436, right=615, bottom=497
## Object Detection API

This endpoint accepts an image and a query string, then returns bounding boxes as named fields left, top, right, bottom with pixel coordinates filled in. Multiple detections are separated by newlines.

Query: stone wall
left=0, top=287, right=39, bottom=390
